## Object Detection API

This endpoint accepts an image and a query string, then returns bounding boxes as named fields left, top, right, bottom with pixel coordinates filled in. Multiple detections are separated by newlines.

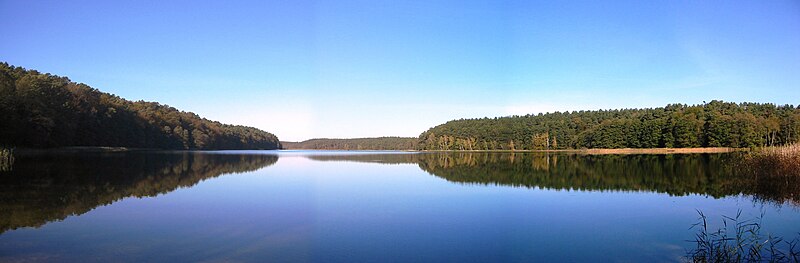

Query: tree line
left=4, top=62, right=798, bottom=151
left=0, top=63, right=281, bottom=150
left=282, top=137, right=417, bottom=150
left=418, top=101, right=800, bottom=150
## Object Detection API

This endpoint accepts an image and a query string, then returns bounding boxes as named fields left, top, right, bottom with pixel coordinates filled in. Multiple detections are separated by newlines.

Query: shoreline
left=420, top=147, right=745, bottom=154
left=582, top=147, right=744, bottom=154
left=12, top=146, right=745, bottom=155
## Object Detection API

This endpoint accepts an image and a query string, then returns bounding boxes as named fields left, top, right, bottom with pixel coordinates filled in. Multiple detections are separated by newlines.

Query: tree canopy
left=0, top=62, right=281, bottom=150
left=418, top=101, right=800, bottom=150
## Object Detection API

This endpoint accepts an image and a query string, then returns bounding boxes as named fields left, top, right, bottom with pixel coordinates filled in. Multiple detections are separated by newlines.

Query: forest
left=282, top=137, right=417, bottom=150
left=0, top=63, right=281, bottom=150
left=418, top=101, right=800, bottom=151
left=4, top=62, right=798, bottom=152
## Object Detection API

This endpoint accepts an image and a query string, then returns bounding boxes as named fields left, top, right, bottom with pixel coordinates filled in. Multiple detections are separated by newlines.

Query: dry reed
left=0, top=147, right=13, bottom=172
left=738, top=144, right=800, bottom=205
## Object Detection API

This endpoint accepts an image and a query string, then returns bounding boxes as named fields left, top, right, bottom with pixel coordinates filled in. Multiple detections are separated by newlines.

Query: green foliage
left=282, top=137, right=416, bottom=150
left=0, top=63, right=281, bottom=150
left=419, top=101, right=800, bottom=150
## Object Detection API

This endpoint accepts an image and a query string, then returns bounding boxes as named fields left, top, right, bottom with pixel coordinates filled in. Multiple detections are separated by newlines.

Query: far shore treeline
left=282, top=137, right=417, bottom=150
left=0, top=63, right=281, bottom=150
left=292, top=101, right=800, bottom=151
left=418, top=101, right=800, bottom=151
left=2, top=62, right=798, bottom=151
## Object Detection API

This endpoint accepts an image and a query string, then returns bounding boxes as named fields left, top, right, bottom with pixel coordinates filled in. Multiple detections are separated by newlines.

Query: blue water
left=0, top=151, right=797, bottom=262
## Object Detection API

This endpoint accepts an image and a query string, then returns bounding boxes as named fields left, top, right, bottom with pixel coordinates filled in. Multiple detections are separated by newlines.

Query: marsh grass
left=0, top=147, right=13, bottom=172
left=737, top=144, right=800, bottom=205
left=687, top=210, right=799, bottom=263
left=744, top=144, right=800, bottom=177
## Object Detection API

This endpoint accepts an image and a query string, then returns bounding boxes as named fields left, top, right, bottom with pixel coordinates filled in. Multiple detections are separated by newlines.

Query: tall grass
left=0, top=147, right=13, bottom=171
left=687, top=210, right=799, bottom=263
left=737, top=143, right=800, bottom=205
left=745, top=143, right=800, bottom=177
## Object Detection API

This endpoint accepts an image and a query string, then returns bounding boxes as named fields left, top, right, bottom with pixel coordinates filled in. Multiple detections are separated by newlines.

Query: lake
left=1, top=151, right=798, bottom=262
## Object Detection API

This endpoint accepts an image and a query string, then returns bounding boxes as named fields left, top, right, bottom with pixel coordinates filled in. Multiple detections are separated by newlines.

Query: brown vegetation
left=741, top=143, right=800, bottom=178
left=738, top=144, right=800, bottom=205
left=582, top=147, right=741, bottom=155
left=422, top=147, right=743, bottom=154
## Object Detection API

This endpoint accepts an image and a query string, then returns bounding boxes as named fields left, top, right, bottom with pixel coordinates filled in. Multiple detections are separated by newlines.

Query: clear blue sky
left=2, top=0, right=799, bottom=141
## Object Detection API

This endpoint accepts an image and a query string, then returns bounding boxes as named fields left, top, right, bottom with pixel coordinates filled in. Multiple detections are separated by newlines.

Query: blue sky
left=2, top=0, right=799, bottom=141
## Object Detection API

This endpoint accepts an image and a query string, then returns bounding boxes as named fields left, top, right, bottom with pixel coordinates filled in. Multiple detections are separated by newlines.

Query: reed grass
left=0, top=147, right=13, bottom=171
left=747, top=143, right=800, bottom=177
left=736, top=143, right=800, bottom=205
left=687, top=210, right=799, bottom=263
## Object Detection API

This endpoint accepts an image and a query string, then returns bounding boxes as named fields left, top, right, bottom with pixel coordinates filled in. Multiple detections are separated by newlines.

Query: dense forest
left=282, top=137, right=416, bottom=150
left=418, top=101, right=800, bottom=150
left=0, top=63, right=281, bottom=150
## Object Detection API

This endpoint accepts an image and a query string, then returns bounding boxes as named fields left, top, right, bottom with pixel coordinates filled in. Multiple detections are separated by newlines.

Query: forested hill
left=282, top=137, right=416, bottom=150
left=418, top=101, right=800, bottom=151
left=0, top=63, right=281, bottom=150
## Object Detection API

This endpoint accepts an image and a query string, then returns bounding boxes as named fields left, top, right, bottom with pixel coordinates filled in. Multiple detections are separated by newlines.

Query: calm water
left=1, top=151, right=798, bottom=262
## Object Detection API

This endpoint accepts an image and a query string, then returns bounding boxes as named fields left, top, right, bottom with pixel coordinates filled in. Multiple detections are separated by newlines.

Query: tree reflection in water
left=0, top=151, right=278, bottom=234
left=311, top=152, right=800, bottom=206
left=2, top=151, right=796, bottom=236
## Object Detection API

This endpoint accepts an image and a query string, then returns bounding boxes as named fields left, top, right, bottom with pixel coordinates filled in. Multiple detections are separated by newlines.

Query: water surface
left=1, top=151, right=798, bottom=262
